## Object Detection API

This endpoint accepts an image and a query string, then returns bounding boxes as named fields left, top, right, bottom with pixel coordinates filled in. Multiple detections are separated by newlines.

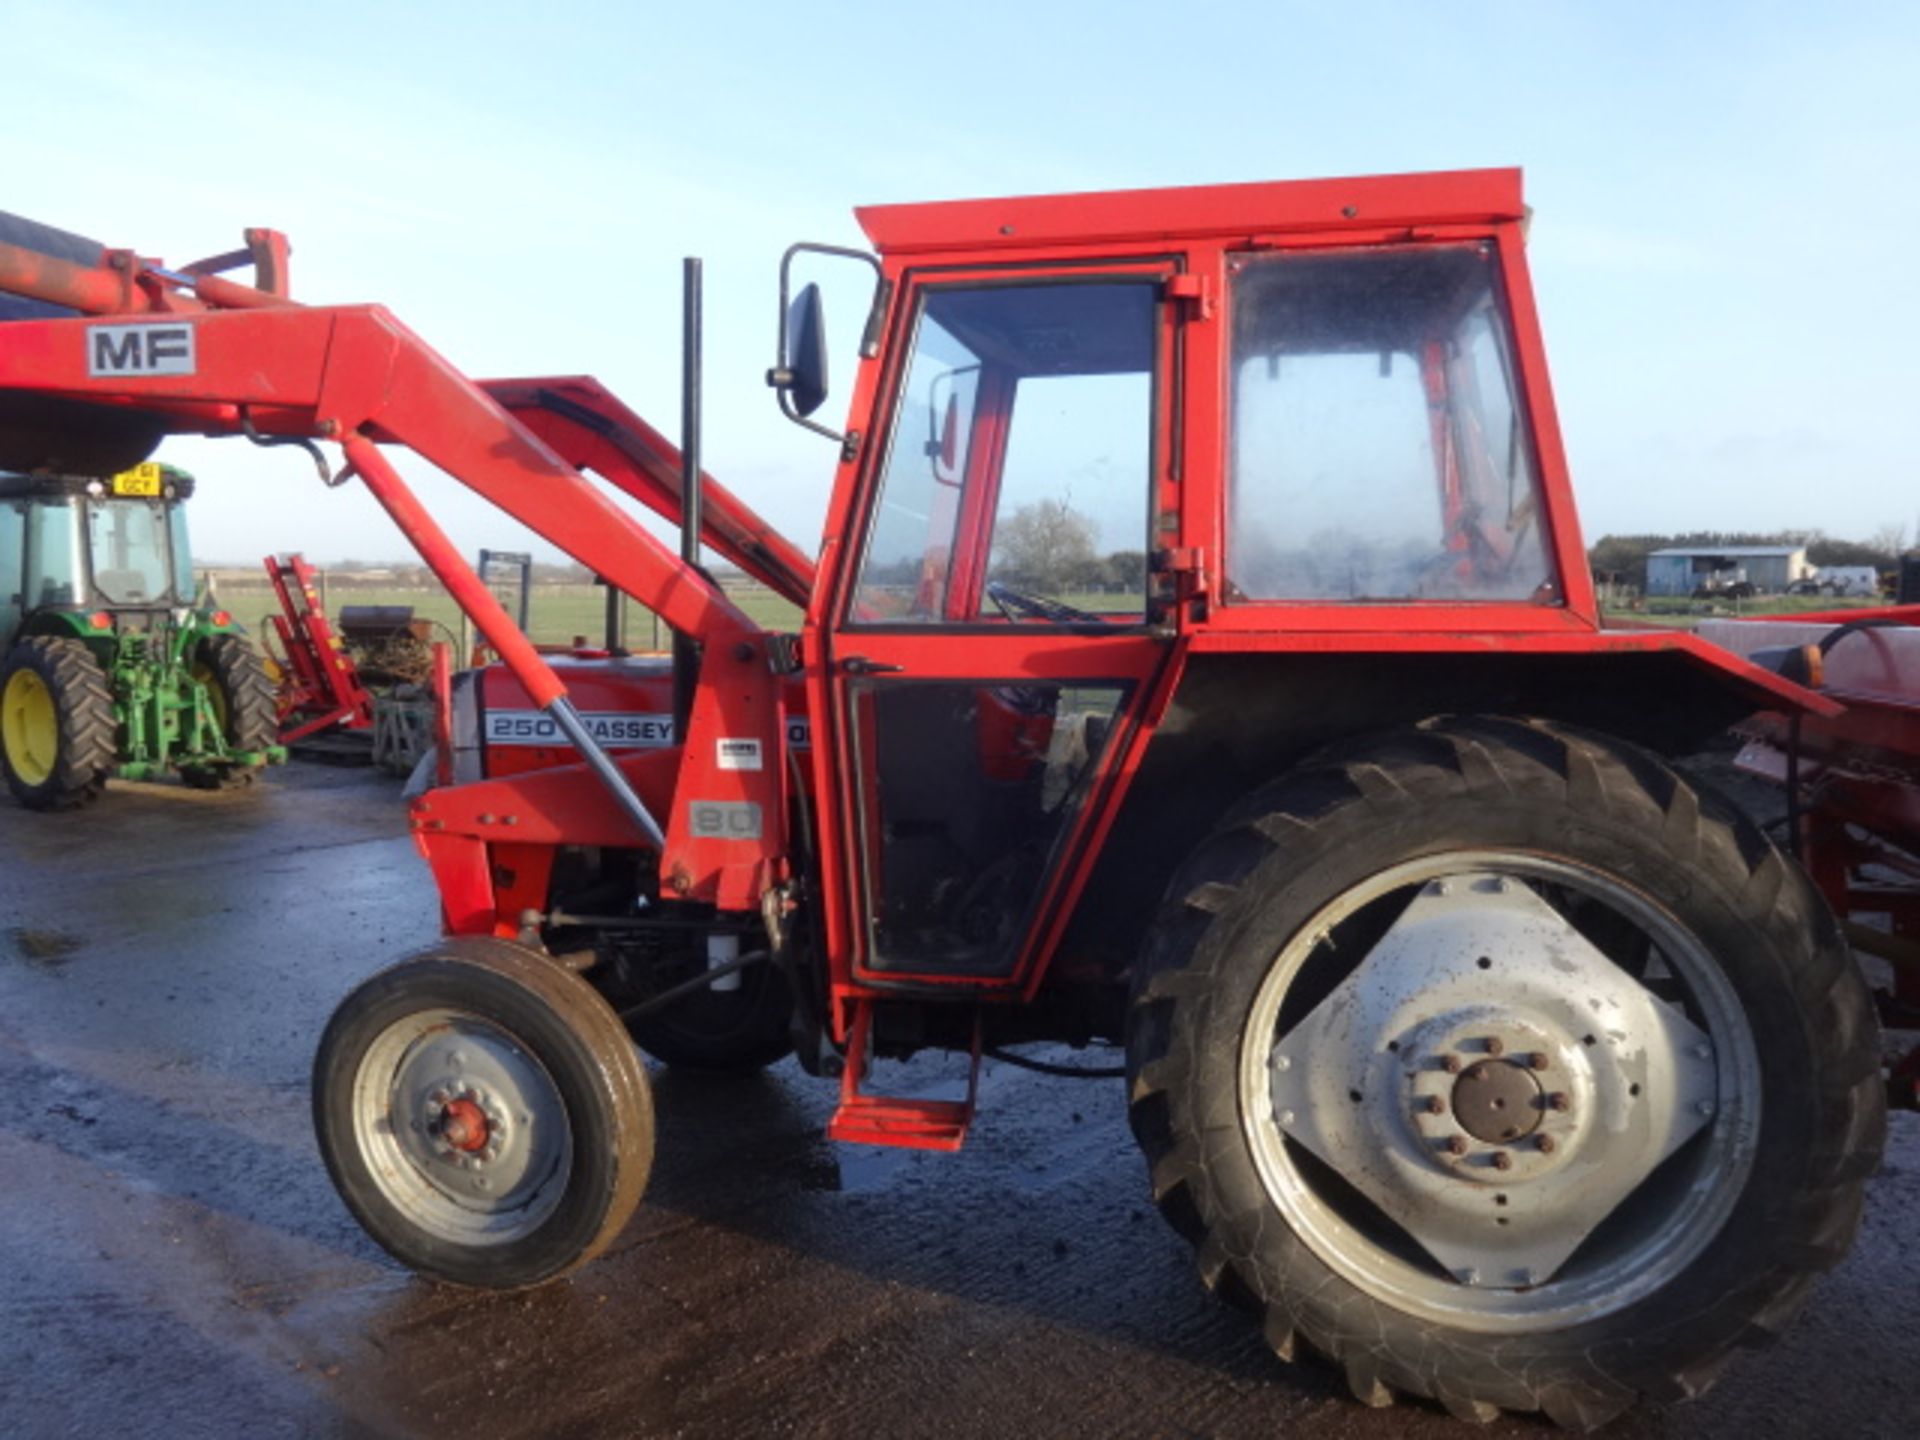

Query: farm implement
left=1702, top=607, right=1920, bottom=1109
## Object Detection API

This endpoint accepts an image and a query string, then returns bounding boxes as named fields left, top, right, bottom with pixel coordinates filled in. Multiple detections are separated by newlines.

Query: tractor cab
left=0, top=463, right=196, bottom=638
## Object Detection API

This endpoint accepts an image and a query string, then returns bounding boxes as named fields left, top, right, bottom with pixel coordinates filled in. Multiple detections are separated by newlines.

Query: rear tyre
left=1126, top=716, right=1883, bottom=1427
left=314, top=936, right=656, bottom=1289
left=0, top=636, right=116, bottom=810
left=181, top=634, right=278, bottom=789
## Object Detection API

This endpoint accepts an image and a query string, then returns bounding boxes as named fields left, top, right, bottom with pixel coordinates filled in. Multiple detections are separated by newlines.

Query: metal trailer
left=0, top=173, right=1885, bottom=1429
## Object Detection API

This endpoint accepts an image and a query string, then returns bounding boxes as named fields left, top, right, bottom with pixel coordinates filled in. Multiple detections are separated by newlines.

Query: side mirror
left=925, top=366, right=976, bottom=488
left=768, top=241, right=889, bottom=448
left=783, top=283, right=830, bottom=418
left=936, top=390, right=959, bottom=473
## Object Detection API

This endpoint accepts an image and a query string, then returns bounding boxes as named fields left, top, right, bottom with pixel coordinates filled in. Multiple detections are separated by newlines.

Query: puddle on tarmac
left=10, top=928, right=83, bottom=969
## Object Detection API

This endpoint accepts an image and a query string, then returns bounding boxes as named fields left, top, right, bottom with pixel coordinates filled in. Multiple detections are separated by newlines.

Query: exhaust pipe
left=673, top=256, right=704, bottom=742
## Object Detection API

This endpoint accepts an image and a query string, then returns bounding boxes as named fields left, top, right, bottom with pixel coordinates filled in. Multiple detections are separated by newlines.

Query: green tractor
left=0, top=462, right=283, bottom=809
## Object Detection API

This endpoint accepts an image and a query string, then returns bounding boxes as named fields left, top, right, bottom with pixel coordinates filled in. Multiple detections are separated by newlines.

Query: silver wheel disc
left=353, top=1008, right=573, bottom=1246
left=1239, top=853, right=1761, bottom=1332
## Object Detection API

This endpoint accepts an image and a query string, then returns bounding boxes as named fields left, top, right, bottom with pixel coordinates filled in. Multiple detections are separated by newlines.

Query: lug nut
left=1548, top=1092, right=1571, bottom=1112
left=1424, top=1095, right=1446, bottom=1116
left=1527, top=1052, right=1550, bottom=1071
left=1484, top=1037, right=1505, bottom=1057
left=1446, top=1135, right=1469, bottom=1156
left=1440, top=1054, right=1463, bottom=1074
left=1537, top=1134, right=1557, bottom=1154
left=1491, top=1150, right=1513, bottom=1171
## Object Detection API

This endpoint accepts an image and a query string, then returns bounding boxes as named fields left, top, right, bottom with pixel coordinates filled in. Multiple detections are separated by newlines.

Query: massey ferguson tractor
left=0, top=171, right=1886, bottom=1429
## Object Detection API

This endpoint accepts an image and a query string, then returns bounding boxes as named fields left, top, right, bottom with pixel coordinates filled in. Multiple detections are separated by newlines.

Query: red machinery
left=1701, top=607, right=1920, bottom=1107
left=0, top=176, right=1888, bottom=1428
left=263, top=551, right=375, bottom=741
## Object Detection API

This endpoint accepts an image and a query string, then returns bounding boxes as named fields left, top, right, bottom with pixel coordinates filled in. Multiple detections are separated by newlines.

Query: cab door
left=815, top=264, right=1181, bottom=991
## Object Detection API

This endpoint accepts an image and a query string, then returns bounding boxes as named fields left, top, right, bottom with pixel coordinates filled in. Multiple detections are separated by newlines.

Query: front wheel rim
left=352, top=1008, right=574, bottom=1247
left=1239, top=850, right=1762, bottom=1333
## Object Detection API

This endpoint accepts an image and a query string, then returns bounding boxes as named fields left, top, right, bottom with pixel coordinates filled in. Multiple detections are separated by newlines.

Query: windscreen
left=86, top=499, right=174, bottom=605
left=1226, top=244, right=1554, bottom=603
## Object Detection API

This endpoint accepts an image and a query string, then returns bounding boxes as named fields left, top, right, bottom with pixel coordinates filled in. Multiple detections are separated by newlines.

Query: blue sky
left=2, top=0, right=1915, bottom=564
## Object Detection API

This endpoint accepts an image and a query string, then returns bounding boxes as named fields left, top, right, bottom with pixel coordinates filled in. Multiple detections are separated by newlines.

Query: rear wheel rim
left=1238, top=850, right=1761, bottom=1333
left=352, top=1008, right=573, bottom=1246
left=2, top=668, right=58, bottom=786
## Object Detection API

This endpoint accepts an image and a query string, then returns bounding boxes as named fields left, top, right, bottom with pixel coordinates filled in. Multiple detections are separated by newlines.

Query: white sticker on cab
left=717, top=738, right=764, bottom=771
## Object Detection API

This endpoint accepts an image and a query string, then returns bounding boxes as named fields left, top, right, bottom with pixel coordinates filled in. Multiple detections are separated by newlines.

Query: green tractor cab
left=0, top=463, right=284, bottom=809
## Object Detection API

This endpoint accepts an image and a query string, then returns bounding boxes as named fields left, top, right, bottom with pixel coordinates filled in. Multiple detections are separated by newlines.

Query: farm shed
left=1645, top=544, right=1809, bottom=596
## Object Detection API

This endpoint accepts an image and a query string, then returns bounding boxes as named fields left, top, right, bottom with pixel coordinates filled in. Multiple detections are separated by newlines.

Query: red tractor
left=0, top=173, right=1884, bottom=1429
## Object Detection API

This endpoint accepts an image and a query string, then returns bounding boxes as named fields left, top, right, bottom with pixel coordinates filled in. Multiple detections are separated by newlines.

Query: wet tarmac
left=1, top=763, right=1915, bottom=1439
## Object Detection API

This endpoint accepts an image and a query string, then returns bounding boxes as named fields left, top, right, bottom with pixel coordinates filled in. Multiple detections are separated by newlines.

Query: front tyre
left=1126, top=717, right=1883, bottom=1428
left=314, top=937, right=655, bottom=1289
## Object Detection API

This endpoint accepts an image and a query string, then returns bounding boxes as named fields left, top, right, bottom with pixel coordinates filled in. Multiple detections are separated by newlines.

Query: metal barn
left=1645, top=545, right=1809, bottom=596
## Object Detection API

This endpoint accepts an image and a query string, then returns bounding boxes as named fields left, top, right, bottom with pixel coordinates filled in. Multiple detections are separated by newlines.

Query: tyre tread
left=1, top=636, right=116, bottom=809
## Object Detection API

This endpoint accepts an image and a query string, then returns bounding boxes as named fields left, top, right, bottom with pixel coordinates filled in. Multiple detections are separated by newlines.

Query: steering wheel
left=985, top=581, right=1106, bottom=625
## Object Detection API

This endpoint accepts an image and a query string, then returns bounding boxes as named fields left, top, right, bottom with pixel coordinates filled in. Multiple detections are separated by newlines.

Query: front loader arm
left=0, top=235, right=788, bottom=910
left=481, top=377, right=816, bottom=610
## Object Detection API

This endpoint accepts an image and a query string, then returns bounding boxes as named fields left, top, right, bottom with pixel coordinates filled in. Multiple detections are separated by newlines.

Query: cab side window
left=852, top=281, right=1156, bottom=624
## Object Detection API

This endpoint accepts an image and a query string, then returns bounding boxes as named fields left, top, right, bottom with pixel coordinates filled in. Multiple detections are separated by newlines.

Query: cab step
left=826, top=999, right=980, bottom=1152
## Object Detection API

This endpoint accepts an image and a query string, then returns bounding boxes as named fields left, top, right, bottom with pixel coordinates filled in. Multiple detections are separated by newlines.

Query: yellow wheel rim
left=193, top=662, right=230, bottom=736
left=2, top=667, right=59, bottom=787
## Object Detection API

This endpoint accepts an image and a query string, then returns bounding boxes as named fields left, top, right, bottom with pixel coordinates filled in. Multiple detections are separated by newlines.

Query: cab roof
left=856, top=167, right=1524, bottom=258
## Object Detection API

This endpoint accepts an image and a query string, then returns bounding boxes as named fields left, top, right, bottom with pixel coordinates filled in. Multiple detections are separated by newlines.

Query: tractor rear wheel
left=0, top=636, right=116, bottom=810
left=314, top=937, right=655, bottom=1289
left=181, top=634, right=277, bottom=789
left=1126, top=716, right=1883, bottom=1428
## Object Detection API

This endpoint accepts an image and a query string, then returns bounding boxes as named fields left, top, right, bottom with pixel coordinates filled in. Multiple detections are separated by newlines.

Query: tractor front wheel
left=0, top=636, right=116, bottom=810
left=314, top=937, right=656, bottom=1288
left=181, top=634, right=278, bottom=789
left=1126, top=717, right=1883, bottom=1428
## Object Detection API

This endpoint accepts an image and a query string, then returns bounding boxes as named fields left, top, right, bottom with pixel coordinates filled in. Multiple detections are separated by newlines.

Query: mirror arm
left=769, top=241, right=888, bottom=444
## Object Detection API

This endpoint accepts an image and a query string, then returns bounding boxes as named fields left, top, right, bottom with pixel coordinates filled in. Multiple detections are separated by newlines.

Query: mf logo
left=87, top=323, right=196, bottom=378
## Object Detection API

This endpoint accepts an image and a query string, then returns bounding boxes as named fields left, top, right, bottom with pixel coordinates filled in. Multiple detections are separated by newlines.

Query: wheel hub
left=1396, top=1010, right=1591, bottom=1184
left=1259, top=870, right=1730, bottom=1293
left=437, top=1096, right=492, bottom=1153
left=1450, top=1059, right=1542, bottom=1144
left=354, top=1011, right=569, bottom=1243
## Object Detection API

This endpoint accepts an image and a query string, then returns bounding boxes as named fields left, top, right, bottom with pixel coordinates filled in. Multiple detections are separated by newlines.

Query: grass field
left=210, top=574, right=1889, bottom=649
left=1600, top=593, right=1887, bottom=629
left=210, top=580, right=803, bottom=651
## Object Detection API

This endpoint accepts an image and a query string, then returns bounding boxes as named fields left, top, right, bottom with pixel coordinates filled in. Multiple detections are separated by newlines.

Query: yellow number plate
left=110, top=463, right=163, bottom=497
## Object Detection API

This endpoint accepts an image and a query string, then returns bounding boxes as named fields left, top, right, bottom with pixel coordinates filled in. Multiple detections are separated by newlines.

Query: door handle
left=841, top=656, right=905, bottom=676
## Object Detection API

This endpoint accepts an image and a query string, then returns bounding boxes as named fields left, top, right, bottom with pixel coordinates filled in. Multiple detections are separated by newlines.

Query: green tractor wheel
left=181, top=634, right=279, bottom=790
left=0, top=636, right=116, bottom=810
